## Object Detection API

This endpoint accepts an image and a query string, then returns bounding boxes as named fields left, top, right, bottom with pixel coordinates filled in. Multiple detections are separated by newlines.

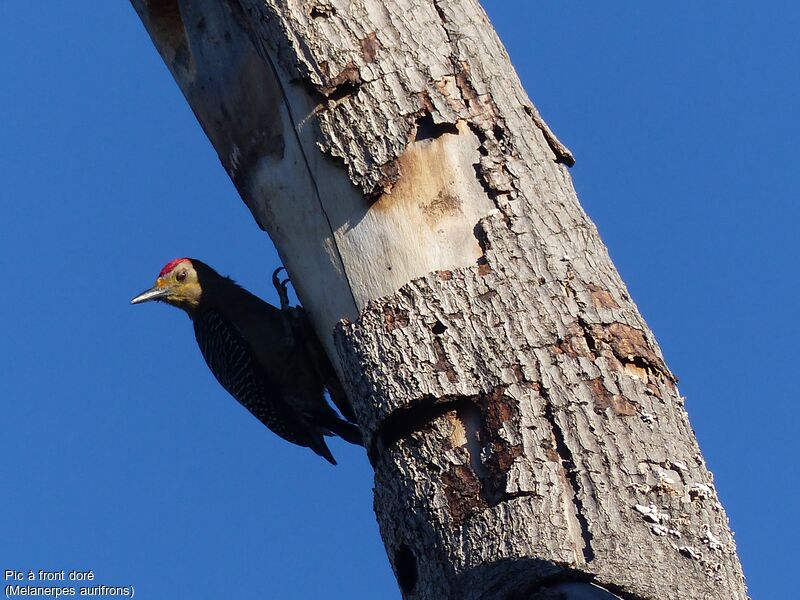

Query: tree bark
left=130, top=1, right=749, bottom=598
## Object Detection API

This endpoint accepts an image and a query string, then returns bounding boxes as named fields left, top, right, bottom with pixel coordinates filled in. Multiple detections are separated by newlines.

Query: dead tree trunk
left=130, top=1, right=748, bottom=598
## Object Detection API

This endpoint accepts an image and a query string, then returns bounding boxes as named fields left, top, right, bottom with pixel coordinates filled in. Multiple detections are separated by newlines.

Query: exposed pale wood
left=130, top=1, right=748, bottom=598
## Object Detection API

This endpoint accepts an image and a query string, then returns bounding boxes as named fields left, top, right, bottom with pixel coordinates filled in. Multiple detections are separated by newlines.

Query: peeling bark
left=130, top=1, right=748, bottom=598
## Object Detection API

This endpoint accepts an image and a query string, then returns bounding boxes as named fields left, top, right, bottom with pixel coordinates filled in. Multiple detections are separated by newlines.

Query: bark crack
left=241, top=4, right=359, bottom=312
left=459, top=402, right=492, bottom=491
left=432, top=0, right=455, bottom=47
left=540, top=383, right=595, bottom=564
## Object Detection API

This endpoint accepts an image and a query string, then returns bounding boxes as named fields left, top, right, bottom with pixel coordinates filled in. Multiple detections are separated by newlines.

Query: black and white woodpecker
left=131, top=258, right=362, bottom=464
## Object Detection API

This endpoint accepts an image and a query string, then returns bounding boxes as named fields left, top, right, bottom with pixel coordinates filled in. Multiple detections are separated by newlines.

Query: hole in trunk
left=415, top=112, right=459, bottom=142
left=144, top=0, right=194, bottom=75
left=394, top=544, right=417, bottom=594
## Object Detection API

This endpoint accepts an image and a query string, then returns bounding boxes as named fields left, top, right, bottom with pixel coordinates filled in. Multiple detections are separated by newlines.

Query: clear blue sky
left=1, top=2, right=796, bottom=598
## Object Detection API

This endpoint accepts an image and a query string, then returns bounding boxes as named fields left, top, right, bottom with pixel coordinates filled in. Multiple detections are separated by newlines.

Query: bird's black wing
left=192, top=308, right=336, bottom=463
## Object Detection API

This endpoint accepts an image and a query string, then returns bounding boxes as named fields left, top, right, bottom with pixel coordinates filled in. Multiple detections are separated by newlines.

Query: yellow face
left=131, top=258, right=203, bottom=311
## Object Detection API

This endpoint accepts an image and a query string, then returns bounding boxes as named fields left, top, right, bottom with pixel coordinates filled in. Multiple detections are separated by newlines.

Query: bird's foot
left=272, top=267, right=298, bottom=344
left=271, top=267, right=292, bottom=311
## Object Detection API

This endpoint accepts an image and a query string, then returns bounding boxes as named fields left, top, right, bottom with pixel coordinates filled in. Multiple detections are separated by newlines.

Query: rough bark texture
left=130, top=1, right=748, bottom=598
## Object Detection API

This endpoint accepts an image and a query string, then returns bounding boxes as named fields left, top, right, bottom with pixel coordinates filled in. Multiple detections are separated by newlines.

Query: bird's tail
left=308, top=416, right=363, bottom=465
left=322, top=415, right=364, bottom=447
left=310, top=435, right=338, bottom=465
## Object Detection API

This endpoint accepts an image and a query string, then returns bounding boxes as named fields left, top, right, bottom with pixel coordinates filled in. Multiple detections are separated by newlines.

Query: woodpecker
left=131, top=258, right=362, bottom=464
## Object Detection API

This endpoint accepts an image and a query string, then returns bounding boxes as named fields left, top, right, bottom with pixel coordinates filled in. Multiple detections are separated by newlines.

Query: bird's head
left=131, top=258, right=204, bottom=311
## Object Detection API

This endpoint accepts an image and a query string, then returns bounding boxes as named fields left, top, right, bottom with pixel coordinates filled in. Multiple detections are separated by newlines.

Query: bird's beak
left=130, top=284, right=171, bottom=305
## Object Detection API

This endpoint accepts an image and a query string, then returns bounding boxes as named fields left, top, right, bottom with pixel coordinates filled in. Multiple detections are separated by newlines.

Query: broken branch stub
left=131, top=1, right=748, bottom=598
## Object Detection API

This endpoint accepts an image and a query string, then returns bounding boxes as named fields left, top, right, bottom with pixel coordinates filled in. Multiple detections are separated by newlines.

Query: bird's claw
left=271, top=267, right=291, bottom=311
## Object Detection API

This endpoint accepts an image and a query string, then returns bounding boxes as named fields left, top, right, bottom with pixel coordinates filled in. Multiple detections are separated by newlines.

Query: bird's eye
left=176, top=270, right=188, bottom=282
